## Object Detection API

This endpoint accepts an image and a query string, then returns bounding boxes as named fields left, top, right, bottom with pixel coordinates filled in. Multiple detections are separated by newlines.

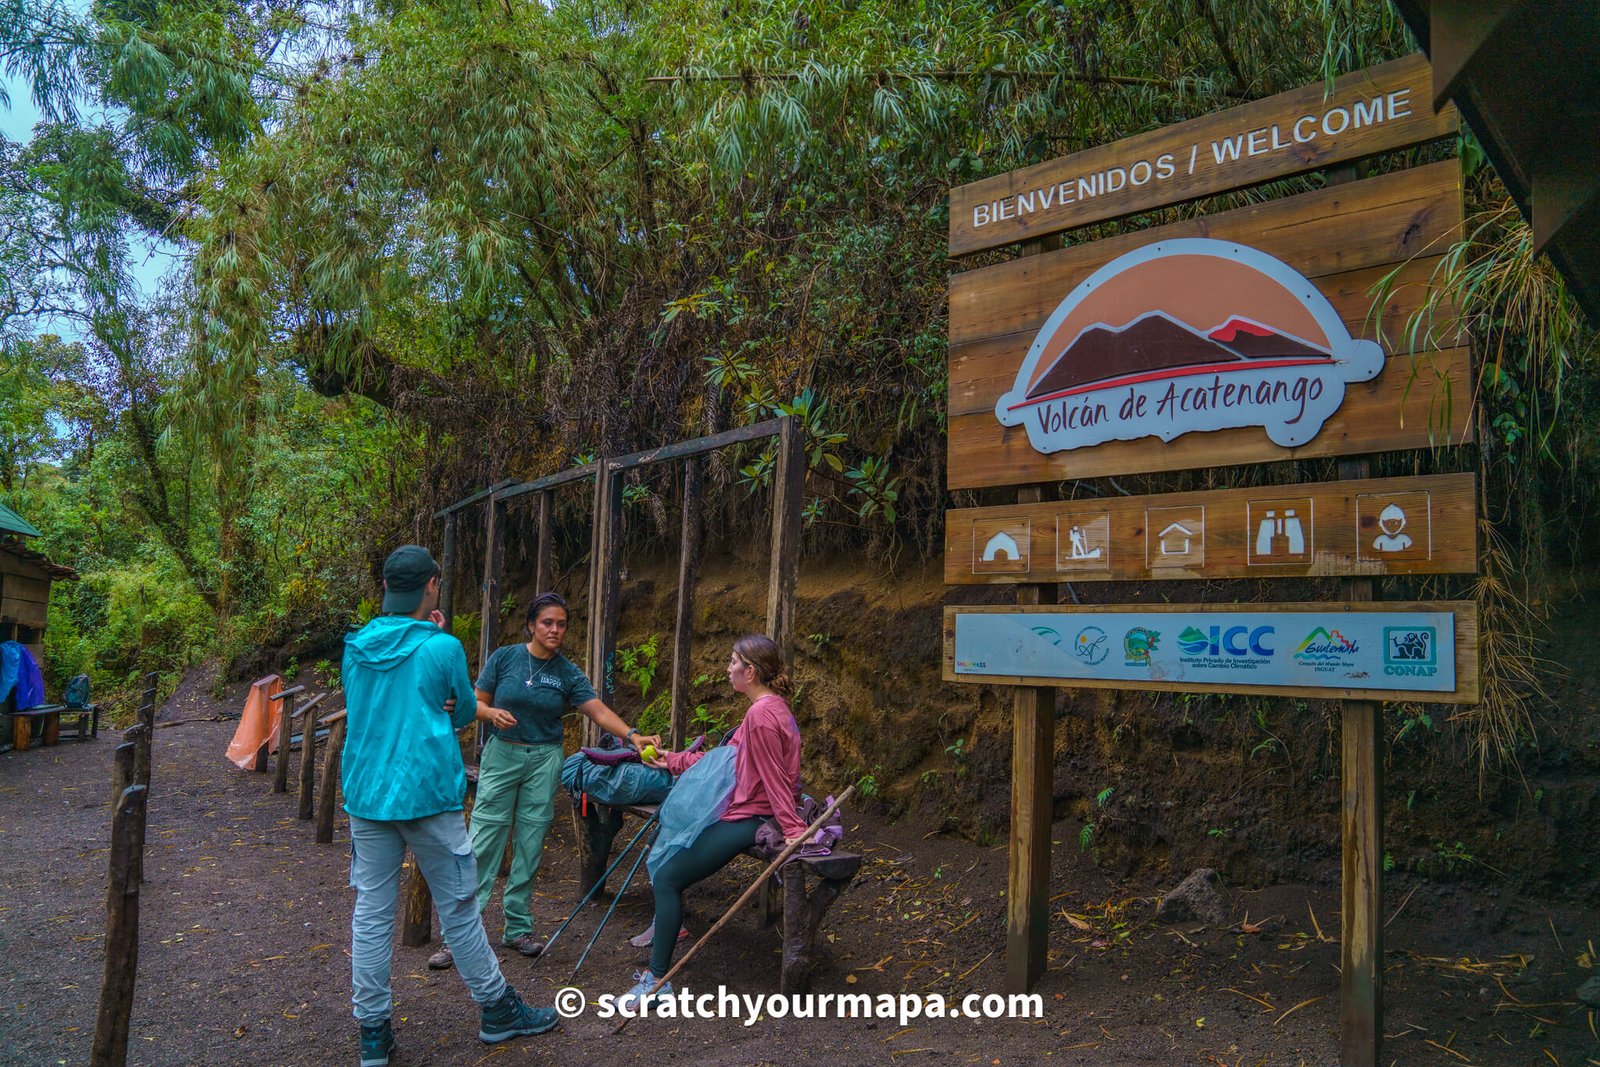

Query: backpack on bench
left=560, top=749, right=673, bottom=808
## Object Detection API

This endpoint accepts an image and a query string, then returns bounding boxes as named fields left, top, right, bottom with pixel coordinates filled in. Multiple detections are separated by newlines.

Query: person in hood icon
left=1372, top=503, right=1413, bottom=553
left=341, top=545, right=558, bottom=1066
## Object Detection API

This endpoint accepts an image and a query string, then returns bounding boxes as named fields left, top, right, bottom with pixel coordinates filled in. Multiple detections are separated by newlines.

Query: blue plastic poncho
left=647, top=743, right=738, bottom=880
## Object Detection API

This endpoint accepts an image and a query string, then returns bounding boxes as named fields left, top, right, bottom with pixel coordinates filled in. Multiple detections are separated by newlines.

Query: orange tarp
left=226, top=674, right=283, bottom=769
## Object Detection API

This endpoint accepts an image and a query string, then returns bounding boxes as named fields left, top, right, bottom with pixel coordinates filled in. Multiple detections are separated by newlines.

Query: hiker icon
left=1372, top=504, right=1413, bottom=553
left=1068, top=524, right=1103, bottom=560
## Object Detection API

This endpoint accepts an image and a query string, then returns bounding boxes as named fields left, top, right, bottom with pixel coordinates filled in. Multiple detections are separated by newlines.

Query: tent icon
left=981, top=531, right=1021, bottom=561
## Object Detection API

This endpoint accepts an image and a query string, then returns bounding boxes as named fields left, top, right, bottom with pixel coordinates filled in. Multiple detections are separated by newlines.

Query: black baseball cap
left=382, top=545, right=441, bottom=614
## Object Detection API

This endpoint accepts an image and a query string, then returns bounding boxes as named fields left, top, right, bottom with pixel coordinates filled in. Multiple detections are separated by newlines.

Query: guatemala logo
left=995, top=238, right=1385, bottom=453
left=1294, top=626, right=1360, bottom=662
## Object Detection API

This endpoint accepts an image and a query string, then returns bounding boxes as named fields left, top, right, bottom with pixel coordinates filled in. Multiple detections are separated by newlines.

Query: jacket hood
left=344, top=614, right=442, bottom=671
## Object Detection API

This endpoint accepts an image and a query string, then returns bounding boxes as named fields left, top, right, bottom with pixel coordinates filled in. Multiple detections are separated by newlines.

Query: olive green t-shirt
left=474, top=644, right=597, bottom=745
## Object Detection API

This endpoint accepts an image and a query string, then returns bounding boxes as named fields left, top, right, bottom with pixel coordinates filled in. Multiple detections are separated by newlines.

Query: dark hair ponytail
left=524, top=592, right=568, bottom=632
left=733, top=633, right=791, bottom=698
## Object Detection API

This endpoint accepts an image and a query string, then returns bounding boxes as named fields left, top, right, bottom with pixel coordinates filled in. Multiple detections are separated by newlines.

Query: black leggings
left=649, top=816, right=764, bottom=976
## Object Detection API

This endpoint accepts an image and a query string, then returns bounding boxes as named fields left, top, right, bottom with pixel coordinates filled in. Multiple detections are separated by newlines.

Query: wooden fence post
left=89, top=783, right=148, bottom=1067
left=440, top=512, right=458, bottom=623
left=669, top=456, right=704, bottom=749
left=133, top=676, right=157, bottom=790
left=1339, top=455, right=1383, bottom=1067
left=1006, top=484, right=1057, bottom=994
left=316, top=717, right=346, bottom=844
left=535, top=490, right=554, bottom=596
left=297, top=714, right=319, bottom=821
left=764, top=415, right=804, bottom=660
left=585, top=461, right=621, bottom=744
left=93, top=712, right=150, bottom=1067
left=273, top=689, right=296, bottom=794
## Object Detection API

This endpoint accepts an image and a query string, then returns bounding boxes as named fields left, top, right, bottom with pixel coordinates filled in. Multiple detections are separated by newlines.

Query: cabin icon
left=1146, top=505, right=1205, bottom=569
left=1157, top=522, right=1195, bottom=556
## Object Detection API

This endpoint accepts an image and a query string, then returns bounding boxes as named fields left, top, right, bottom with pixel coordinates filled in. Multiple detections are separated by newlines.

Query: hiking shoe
left=628, top=924, right=690, bottom=949
left=502, top=933, right=545, bottom=957
left=427, top=945, right=453, bottom=969
left=479, top=985, right=559, bottom=1043
left=358, top=1019, right=394, bottom=1066
left=616, top=970, right=673, bottom=1011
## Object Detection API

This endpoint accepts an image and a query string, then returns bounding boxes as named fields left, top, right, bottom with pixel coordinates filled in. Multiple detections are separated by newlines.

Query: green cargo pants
left=468, top=735, right=563, bottom=941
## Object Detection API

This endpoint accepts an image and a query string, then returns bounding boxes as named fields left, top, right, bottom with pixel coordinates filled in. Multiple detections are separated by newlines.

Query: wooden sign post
left=943, top=55, right=1471, bottom=1067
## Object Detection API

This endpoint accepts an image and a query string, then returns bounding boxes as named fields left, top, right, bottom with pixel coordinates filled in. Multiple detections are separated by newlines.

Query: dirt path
left=3, top=690, right=1598, bottom=1066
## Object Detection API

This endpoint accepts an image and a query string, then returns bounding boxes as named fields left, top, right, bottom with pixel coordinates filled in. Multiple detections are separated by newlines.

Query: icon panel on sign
left=972, top=518, right=1031, bottom=574
left=1146, top=506, right=1205, bottom=569
left=1056, top=511, right=1111, bottom=573
left=1246, top=497, right=1314, bottom=565
left=1356, top=491, right=1432, bottom=562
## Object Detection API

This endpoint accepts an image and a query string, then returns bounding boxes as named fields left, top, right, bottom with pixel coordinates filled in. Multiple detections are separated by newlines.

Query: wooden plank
left=434, top=478, right=518, bottom=518
left=2, top=575, right=50, bottom=602
left=950, top=55, right=1456, bottom=255
left=942, top=601, right=1480, bottom=704
left=492, top=463, right=599, bottom=503
left=670, top=456, right=704, bottom=750
left=945, top=473, right=1477, bottom=584
left=609, top=417, right=785, bottom=472
left=0, top=598, right=47, bottom=627
left=765, top=416, right=805, bottom=661
left=951, top=162, right=1463, bottom=349
left=949, top=345, right=1473, bottom=488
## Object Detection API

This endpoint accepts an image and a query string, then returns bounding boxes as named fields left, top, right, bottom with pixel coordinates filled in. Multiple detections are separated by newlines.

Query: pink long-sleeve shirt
left=664, top=694, right=807, bottom=839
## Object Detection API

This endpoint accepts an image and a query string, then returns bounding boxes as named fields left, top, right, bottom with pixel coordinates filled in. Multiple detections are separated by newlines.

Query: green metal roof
left=0, top=501, right=42, bottom=538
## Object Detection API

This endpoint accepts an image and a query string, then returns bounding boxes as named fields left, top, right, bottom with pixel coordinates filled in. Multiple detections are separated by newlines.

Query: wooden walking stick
left=613, top=785, right=855, bottom=1034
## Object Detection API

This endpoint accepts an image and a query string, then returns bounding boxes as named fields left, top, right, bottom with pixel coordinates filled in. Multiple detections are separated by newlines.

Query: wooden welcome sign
left=950, top=55, right=1455, bottom=254
left=943, top=56, right=1477, bottom=699
left=950, top=56, right=1477, bottom=1039
left=948, top=161, right=1470, bottom=488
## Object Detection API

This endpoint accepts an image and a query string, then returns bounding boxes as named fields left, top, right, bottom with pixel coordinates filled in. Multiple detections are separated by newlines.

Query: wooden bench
left=10, top=704, right=90, bottom=751
left=577, top=800, right=861, bottom=994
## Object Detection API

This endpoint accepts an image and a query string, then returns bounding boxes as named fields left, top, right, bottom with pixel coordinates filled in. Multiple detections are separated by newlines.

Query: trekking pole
left=541, top=812, right=659, bottom=961
left=571, top=820, right=658, bottom=980
left=612, top=785, right=855, bottom=1034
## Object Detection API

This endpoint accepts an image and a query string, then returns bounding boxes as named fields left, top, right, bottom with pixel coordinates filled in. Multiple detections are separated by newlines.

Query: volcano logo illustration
left=995, top=238, right=1385, bottom=453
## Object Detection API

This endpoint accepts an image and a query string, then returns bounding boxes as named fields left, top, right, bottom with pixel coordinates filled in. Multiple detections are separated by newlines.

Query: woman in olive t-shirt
left=429, top=592, right=660, bottom=968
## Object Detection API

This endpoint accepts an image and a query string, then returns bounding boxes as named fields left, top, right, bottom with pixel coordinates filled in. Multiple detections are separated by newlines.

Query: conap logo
left=995, top=238, right=1385, bottom=454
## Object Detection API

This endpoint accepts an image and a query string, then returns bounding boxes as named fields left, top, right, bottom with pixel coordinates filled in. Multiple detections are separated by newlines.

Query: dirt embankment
left=544, top=550, right=1600, bottom=901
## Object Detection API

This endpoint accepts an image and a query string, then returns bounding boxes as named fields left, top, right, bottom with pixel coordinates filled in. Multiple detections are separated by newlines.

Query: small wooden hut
left=0, top=502, right=76, bottom=664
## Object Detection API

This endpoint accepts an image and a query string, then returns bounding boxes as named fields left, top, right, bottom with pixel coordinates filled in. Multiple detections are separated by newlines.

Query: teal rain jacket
left=340, top=615, right=479, bottom=821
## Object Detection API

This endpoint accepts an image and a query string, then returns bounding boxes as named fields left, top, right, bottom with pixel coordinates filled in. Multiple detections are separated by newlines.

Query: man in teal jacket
left=342, top=545, right=557, bottom=1067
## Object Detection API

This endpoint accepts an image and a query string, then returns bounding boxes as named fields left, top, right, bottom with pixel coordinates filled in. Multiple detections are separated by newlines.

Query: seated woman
left=620, top=633, right=808, bottom=1004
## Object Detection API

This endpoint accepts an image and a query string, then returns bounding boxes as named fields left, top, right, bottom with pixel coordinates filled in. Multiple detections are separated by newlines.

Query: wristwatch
left=626, top=727, right=639, bottom=740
